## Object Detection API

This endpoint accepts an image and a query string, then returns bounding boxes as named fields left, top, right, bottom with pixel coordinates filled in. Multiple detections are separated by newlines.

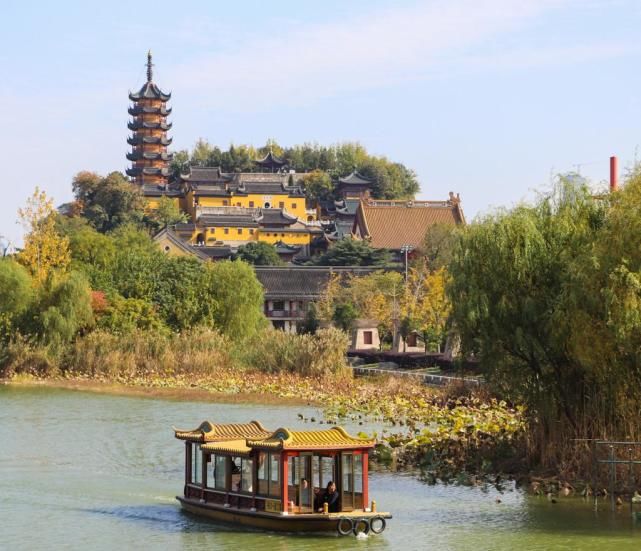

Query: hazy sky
left=2, top=0, right=641, bottom=245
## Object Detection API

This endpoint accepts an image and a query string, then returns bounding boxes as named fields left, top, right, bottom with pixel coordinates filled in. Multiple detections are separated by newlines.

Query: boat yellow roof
left=248, top=427, right=375, bottom=451
left=201, top=439, right=252, bottom=457
left=173, top=420, right=270, bottom=443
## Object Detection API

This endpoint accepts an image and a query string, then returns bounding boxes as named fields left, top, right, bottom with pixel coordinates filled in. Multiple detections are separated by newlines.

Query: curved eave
left=126, top=151, right=173, bottom=161
left=127, top=121, right=173, bottom=131
left=129, top=82, right=171, bottom=102
left=126, top=167, right=170, bottom=177
left=127, top=135, right=173, bottom=146
left=128, top=105, right=172, bottom=116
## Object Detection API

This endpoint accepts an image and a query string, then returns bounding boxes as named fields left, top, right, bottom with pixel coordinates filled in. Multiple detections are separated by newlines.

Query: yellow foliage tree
left=404, top=262, right=450, bottom=352
left=18, top=187, right=71, bottom=283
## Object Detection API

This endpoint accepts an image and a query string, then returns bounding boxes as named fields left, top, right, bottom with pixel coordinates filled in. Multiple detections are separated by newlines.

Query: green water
left=1, top=386, right=641, bottom=550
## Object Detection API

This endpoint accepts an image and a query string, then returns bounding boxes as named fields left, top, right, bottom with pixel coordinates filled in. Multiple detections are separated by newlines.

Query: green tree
left=301, top=169, right=334, bottom=202
left=0, top=259, right=33, bottom=343
left=448, top=175, right=607, bottom=466
left=72, top=171, right=144, bottom=232
left=0, top=259, right=33, bottom=317
left=312, top=239, right=391, bottom=266
left=234, top=242, right=283, bottom=266
left=419, top=223, right=458, bottom=271
left=332, top=302, right=357, bottom=332
left=146, top=196, right=188, bottom=232
left=298, top=303, right=320, bottom=335
left=37, top=271, right=94, bottom=347
left=201, top=260, right=266, bottom=338
left=97, top=296, right=166, bottom=334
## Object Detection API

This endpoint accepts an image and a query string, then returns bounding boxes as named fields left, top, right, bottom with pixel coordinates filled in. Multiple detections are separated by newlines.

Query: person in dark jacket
left=322, top=481, right=340, bottom=512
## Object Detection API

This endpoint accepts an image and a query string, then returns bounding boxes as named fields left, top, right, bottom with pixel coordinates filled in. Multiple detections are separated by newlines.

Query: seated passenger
left=314, top=486, right=324, bottom=511
left=322, top=481, right=340, bottom=513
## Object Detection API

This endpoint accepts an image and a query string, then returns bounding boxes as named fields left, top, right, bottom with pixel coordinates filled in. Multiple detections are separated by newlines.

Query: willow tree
left=448, top=177, right=608, bottom=468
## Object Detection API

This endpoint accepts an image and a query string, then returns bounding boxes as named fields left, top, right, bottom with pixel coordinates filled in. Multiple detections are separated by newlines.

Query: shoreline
left=0, top=376, right=317, bottom=407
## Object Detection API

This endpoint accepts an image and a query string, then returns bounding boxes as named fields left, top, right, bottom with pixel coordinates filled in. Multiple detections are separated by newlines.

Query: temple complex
left=126, top=51, right=172, bottom=188
left=127, top=53, right=465, bottom=267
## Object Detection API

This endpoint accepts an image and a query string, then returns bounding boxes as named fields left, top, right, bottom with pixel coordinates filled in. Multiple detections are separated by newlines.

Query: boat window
left=258, top=451, right=268, bottom=495
left=342, top=453, right=353, bottom=510
left=231, top=457, right=242, bottom=491
left=214, top=455, right=226, bottom=490
left=258, top=452, right=281, bottom=497
left=320, top=455, right=334, bottom=489
left=241, top=458, right=253, bottom=493
left=354, top=453, right=363, bottom=509
left=192, top=444, right=202, bottom=485
left=270, top=454, right=280, bottom=497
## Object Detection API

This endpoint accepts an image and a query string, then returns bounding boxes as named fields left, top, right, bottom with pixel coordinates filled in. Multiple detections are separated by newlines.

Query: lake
left=2, top=385, right=641, bottom=550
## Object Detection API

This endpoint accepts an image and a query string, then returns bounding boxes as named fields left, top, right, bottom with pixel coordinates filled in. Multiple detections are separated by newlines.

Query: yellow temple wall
left=197, top=194, right=308, bottom=219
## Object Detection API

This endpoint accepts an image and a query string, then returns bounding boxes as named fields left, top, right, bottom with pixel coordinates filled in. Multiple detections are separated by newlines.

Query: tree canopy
left=171, top=140, right=420, bottom=200
left=311, top=239, right=391, bottom=267
left=233, top=242, right=283, bottom=266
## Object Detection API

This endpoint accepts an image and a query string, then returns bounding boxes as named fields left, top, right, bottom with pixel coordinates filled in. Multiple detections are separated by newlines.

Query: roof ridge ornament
left=147, top=50, right=153, bottom=82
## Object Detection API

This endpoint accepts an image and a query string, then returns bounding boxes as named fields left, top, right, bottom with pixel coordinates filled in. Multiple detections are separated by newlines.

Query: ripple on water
left=3, top=385, right=641, bottom=551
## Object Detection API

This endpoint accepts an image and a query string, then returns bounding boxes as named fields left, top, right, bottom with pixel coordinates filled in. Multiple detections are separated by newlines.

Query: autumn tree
left=18, top=187, right=71, bottom=283
left=403, top=265, right=450, bottom=352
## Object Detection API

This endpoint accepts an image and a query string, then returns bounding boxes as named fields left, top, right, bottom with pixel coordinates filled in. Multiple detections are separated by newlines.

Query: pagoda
left=126, top=51, right=173, bottom=187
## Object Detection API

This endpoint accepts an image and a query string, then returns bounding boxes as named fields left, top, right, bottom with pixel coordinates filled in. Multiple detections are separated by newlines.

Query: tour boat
left=174, top=420, right=392, bottom=535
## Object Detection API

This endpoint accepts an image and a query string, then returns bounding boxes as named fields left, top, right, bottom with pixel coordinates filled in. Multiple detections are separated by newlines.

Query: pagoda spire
left=147, top=50, right=153, bottom=82
left=127, top=52, right=173, bottom=187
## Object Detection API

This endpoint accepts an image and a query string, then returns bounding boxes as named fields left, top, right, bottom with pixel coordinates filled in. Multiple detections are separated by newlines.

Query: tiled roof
left=129, top=81, right=171, bottom=101
left=248, top=427, right=375, bottom=451
left=338, top=171, right=372, bottom=186
left=255, top=266, right=376, bottom=299
left=355, top=199, right=465, bottom=250
left=153, top=228, right=210, bottom=261
left=260, top=208, right=298, bottom=226
left=202, top=439, right=252, bottom=457
left=173, top=420, right=270, bottom=443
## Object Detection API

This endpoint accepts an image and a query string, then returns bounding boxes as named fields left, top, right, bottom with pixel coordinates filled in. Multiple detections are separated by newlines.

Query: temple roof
left=255, top=266, right=377, bottom=299
left=255, top=150, right=286, bottom=167
left=173, top=420, right=270, bottom=443
left=338, top=171, right=373, bottom=186
left=248, top=427, right=375, bottom=451
left=260, top=208, right=298, bottom=226
left=353, top=197, right=465, bottom=250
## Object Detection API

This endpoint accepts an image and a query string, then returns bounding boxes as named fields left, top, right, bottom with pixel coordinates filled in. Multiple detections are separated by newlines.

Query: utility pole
left=401, top=244, right=413, bottom=282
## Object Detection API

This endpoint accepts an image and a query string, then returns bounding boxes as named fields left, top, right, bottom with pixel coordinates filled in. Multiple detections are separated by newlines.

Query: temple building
left=127, top=51, right=173, bottom=189
left=352, top=193, right=465, bottom=256
left=126, top=54, right=466, bottom=265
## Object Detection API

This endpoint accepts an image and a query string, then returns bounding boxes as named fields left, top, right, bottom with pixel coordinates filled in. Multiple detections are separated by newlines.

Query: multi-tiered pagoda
left=126, top=51, right=172, bottom=187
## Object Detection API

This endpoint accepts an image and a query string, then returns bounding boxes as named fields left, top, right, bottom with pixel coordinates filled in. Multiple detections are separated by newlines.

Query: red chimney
left=610, top=156, right=618, bottom=192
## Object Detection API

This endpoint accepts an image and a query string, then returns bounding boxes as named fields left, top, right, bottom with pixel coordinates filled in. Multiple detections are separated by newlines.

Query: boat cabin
left=174, top=420, right=374, bottom=516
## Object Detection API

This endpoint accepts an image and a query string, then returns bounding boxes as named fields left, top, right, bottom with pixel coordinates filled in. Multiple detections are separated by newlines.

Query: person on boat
left=322, top=481, right=340, bottom=513
left=314, top=486, right=324, bottom=511
left=296, top=478, right=309, bottom=506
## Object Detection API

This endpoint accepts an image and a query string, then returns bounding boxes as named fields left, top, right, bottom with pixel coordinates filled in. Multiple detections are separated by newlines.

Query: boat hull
left=177, top=496, right=391, bottom=533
